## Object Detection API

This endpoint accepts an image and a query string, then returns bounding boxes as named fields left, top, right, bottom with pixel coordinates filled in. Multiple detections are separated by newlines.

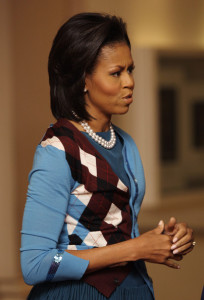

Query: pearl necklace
left=80, top=120, right=116, bottom=149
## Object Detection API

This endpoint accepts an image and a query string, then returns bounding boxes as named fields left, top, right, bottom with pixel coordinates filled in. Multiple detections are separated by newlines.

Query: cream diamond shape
left=84, top=231, right=107, bottom=247
left=41, top=136, right=65, bottom=151
left=104, top=203, right=122, bottom=228
left=65, top=214, right=78, bottom=235
left=79, top=147, right=97, bottom=177
left=72, top=184, right=92, bottom=206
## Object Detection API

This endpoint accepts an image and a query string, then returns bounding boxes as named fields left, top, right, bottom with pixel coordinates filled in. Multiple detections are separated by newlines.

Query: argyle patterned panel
left=42, top=118, right=133, bottom=297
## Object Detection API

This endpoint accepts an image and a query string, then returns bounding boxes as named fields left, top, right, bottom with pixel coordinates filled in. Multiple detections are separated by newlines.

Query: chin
left=115, top=106, right=130, bottom=115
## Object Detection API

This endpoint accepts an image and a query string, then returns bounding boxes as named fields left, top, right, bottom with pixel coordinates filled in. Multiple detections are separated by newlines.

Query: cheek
left=94, top=80, right=120, bottom=96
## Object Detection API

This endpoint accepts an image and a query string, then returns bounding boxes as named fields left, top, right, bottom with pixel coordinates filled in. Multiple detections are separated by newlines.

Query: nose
left=122, top=72, right=134, bottom=90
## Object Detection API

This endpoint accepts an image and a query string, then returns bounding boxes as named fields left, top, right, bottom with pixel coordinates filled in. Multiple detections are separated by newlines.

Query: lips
left=123, top=94, right=133, bottom=99
left=122, top=94, right=133, bottom=105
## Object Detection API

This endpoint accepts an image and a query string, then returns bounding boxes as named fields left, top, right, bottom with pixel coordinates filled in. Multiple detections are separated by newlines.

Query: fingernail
left=158, top=220, right=163, bottom=226
left=171, top=244, right=177, bottom=250
left=173, top=249, right=178, bottom=254
left=173, top=237, right=178, bottom=243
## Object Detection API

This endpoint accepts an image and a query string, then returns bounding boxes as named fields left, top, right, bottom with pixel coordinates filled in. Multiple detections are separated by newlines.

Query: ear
left=84, top=72, right=92, bottom=93
left=84, top=73, right=89, bottom=93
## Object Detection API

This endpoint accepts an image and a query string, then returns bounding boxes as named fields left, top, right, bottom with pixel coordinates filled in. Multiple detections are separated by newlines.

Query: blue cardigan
left=20, top=124, right=154, bottom=297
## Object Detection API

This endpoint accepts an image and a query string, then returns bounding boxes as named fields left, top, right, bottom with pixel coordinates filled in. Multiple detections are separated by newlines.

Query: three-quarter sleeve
left=20, top=145, right=89, bottom=285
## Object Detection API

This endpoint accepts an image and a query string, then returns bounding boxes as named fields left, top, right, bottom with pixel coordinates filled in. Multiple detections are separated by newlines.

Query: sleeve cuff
left=46, top=250, right=64, bottom=281
left=50, top=251, right=89, bottom=282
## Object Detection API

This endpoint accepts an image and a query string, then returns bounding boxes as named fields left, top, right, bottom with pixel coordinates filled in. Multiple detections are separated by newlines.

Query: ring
left=192, top=241, right=196, bottom=246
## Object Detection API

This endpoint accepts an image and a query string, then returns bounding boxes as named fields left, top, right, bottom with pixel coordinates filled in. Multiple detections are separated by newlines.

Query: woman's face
left=84, top=42, right=134, bottom=121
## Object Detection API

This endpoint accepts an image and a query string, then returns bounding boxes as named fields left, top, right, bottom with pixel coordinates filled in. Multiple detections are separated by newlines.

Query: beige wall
left=11, top=0, right=64, bottom=276
left=0, top=0, right=17, bottom=278
left=0, top=0, right=203, bottom=299
left=84, top=0, right=204, bottom=49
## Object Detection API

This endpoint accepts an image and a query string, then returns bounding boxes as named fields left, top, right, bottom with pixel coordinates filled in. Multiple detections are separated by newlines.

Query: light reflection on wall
left=158, top=52, right=204, bottom=193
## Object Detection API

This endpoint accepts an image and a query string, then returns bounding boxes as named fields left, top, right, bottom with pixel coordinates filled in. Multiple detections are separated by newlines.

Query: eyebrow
left=110, top=62, right=135, bottom=70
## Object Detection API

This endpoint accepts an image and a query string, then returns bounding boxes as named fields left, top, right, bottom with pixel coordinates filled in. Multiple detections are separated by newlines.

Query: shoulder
left=29, top=139, right=71, bottom=183
left=33, top=137, right=66, bottom=168
left=36, top=122, right=68, bottom=167
left=41, top=135, right=65, bottom=151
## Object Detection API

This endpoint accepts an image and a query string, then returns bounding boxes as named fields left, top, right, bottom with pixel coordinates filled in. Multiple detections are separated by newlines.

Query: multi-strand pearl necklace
left=80, top=120, right=116, bottom=149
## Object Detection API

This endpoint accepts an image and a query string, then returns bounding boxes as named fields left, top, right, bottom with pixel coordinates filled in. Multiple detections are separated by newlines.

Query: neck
left=70, top=110, right=112, bottom=132
left=87, top=118, right=111, bottom=132
left=69, top=118, right=111, bottom=133
left=86, top=108, right=112, bottom=132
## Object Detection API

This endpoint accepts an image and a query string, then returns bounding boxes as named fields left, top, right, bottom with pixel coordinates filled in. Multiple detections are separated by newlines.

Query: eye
left=127, top=65, right=135, bottom=74
left=111, top=71, right=121, bottom=77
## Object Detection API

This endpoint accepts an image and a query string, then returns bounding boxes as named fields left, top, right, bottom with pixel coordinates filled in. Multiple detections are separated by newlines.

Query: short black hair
left=48, top=12, right=131, bottom=121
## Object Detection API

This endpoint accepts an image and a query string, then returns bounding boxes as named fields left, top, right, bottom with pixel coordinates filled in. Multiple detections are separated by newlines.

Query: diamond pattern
left=103, top=203, right=122, bottom=228
left=83, top=231, right=107, bottom=247
left=65, top=214, right=78, bottom=235
left=41, top=136, right=65, bottom=151
left=79, top=147, right=97, bottom=177
left=117, top=178, right=128, bottom=192
left=72, top=184, right=92, bottom=206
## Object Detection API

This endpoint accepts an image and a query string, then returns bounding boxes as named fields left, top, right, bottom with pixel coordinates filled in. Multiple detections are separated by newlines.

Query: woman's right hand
left=132, top=220, right=183, bottom=269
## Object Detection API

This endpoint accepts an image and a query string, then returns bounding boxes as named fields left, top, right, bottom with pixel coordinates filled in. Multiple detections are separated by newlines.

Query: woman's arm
left=21, top=145, right=89, bottom=285
left=66, top=220, right=183, bottom=273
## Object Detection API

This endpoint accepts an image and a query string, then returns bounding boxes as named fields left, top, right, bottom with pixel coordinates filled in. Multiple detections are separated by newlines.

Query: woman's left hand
left=164, top=217, right=195, bottom=255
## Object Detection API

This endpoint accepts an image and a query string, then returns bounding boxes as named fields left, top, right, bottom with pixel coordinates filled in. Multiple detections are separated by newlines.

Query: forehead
left=95, top=43, right=133, bottom=69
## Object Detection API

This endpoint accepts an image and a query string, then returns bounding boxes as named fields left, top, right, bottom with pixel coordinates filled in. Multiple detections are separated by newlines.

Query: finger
left=164, top=259, right=181, bottom=269
left=172, top=254, right=183, bottom=261
left=172, top=242, right=193, bottom=255
left=172, top=223, right=190, bottom=243
left=171, top=229, right=193, bottom=249
left=178, top=245, right=194, bottom=255
left=168, top=251, right=183, bottom=261
left=164, top=217, right=177, bottom=235
left=179, top=243, right=194, bottom=255
left=154, top=220, right=165, bottom=234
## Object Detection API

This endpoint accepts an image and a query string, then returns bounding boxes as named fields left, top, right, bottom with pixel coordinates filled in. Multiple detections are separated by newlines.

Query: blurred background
left=0, top=0, right=203, bottom=299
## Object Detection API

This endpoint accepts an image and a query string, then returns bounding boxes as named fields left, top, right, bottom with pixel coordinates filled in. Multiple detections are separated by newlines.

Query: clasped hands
left=109, top=217, right=194, bottom=270
left=147, top=216, right=195, bottom=269
left=133, top=216, right=195, bottom=270
left=164, top=217, right=194, bottom=256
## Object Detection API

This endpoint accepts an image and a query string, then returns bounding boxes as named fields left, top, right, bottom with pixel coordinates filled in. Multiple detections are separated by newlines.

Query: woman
left=21, top=13, right=195, bottom=299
